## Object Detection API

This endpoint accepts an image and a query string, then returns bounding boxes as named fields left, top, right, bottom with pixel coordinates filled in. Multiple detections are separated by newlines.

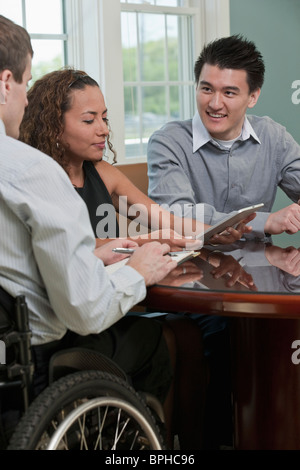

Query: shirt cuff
left=109, top=265, right=147, bottom=312
left=243, top=211, right=269, bottom=240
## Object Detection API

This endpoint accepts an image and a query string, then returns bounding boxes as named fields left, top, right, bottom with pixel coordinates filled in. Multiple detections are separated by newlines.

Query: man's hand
left=264, top=204, right=300, bottom=235
left=94, top=238, right=139, bottom=265
left=126, top=242, right=177, bottom=286
left=158, top=261, right=203, bottom=287
left=207, top=251, right=257, bottom=289
left=265, top=245, right=300, bottom=276
left=208, top=213, right=255, bottom=245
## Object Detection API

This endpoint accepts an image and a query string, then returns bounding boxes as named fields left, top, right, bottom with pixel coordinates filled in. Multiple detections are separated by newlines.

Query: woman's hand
left=134, top=229, right=203, bottom=251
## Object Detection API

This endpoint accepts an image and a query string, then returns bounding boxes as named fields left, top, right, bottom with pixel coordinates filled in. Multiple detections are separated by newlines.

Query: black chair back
left=0, top=287, right=33, bottom=410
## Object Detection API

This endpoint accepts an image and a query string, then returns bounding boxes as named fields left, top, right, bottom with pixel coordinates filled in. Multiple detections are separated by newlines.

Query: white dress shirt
left=0, top=120, right=145, bottom=345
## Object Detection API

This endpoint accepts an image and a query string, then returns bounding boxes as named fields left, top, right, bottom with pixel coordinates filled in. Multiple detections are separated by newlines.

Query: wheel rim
left=46, top=397, right=162, bottom=450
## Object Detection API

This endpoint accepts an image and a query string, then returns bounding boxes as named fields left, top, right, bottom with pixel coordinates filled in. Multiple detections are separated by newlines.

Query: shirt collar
left=242, top=115, right=261, bottom=143
left=192, top=112, right=211, bottom=152
left=0, top=119, right=6, bottom=135
left=192, top=112, right=261, bottom=152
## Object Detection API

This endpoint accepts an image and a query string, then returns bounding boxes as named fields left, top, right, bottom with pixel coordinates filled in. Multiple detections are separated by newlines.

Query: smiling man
left=147, top=34, right=300, bottom=239
left=147, top=34, right=300, bottom=449
left=197, top=65, right=260, bottom=141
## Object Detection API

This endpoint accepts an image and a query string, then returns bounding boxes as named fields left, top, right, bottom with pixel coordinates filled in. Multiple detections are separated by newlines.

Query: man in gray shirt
left=148, top=34, right=300, bottom=449
left=148, top=35, right=300, bottom=240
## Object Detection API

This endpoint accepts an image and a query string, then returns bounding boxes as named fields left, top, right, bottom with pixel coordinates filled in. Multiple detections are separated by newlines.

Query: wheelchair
left=0, top=287, right=166, bottom=450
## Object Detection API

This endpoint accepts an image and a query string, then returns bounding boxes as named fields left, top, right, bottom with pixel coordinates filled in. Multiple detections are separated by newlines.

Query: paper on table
left=105, top=251, right=200, bottom=274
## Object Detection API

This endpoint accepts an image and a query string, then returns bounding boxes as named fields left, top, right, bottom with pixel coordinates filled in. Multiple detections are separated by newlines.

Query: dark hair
left=19, top=67, right=117, bottom=171
left=194, top=34, right=265, bottom=93
left=0, top=15, right=33, bottom=83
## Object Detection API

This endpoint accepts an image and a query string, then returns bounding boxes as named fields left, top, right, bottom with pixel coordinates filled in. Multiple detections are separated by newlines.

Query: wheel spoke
left=8, top=371, right=164, bottom=451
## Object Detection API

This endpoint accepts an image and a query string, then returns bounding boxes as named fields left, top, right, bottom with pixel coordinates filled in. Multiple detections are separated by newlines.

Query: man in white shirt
left=0, top=14, right=178, bottom=404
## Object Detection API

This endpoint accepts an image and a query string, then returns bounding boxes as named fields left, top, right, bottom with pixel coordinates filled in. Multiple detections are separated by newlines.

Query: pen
left=112, top=248, right=186, bottom=256
left=112, top=248, right=135, bottom=254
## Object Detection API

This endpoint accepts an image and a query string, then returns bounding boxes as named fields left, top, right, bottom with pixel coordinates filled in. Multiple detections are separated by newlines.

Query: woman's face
left=60, top=85, right=109, bottom=164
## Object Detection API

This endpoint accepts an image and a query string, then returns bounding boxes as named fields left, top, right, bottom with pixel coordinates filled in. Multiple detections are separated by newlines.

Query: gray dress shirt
left=147, top=113, right=300, bottom=239
left=0, top=120, right=145, bottom=345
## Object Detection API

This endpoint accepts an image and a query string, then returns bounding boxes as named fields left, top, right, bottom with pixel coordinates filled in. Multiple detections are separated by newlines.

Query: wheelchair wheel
left=7, top=370, right=165, bottom=450
left=47, top=396, right=162, bottom=450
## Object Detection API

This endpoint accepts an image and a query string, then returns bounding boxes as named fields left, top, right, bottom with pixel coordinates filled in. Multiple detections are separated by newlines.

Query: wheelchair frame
left=0, top=287, right=165, bottom=450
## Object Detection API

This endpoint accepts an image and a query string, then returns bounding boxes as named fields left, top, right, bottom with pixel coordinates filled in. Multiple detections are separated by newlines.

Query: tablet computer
left=197, top=203, right=264, bottom=242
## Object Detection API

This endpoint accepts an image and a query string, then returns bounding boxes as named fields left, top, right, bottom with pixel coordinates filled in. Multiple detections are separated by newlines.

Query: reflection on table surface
left=157, top=233, right=300, bottom=295
left=148, top=233, right=300, bottom=450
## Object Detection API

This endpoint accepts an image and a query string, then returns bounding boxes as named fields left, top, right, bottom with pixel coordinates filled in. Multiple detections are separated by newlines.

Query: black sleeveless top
left=75, top=161, right=119, bottom=238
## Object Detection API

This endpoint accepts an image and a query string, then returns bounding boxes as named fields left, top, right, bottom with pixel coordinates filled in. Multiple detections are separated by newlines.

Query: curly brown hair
left=19, top=67, right=117, bottom=173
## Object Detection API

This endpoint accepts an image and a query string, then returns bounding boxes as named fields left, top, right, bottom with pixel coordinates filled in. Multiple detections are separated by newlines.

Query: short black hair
left=194, top=34, right=265, bottom=93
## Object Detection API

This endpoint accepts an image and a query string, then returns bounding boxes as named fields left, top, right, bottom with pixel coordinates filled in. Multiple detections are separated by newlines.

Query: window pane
left=177, top=84, right=196, bottom=120
left=0, top=0, right=22, bottom=24
left=170, top=85, right=179, bottom=119
left=140, top=14, right=165, bottom=81
left=142, top=85, right=166, bottom=137
left=121, top=1, right=195, bottom=160
left=121, top=0, right=149, bottom=3
left=156, top=1, right=183, bottom=6
left=31, top=39, right=64, bottom=82
left=125, top=139, right=144, bottom=159
left=167, top=15, right=179, bottom=81
left=122, top=12, right=138, bottom=82
left=124, top=86, right=139, bottom=139
left=124, top=86, right=144, bottom=159
left=25, top=0, right=63, bottom=34
left=121, top=0, right=184, bottom=5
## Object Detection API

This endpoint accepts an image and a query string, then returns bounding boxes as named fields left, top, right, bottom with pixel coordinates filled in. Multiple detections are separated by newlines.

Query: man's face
left=196, top=64, right=260, bottom=141
left=2, top=54, right=32, bottom=139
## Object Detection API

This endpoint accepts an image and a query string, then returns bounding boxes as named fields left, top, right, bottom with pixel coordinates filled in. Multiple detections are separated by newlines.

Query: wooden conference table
left=142, top=234, right=300, bottom=450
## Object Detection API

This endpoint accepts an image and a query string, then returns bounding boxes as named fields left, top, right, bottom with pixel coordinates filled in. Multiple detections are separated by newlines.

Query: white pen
left=112, top=248, right=185, bottom=256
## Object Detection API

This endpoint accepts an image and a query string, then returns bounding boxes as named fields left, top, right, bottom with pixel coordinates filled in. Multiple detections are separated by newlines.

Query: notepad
left=105, top=251, right=200, bottom=274
left=197, top=203, right=264, bottom=243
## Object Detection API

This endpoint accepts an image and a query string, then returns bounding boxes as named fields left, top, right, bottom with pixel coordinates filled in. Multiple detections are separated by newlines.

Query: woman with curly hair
left=19, top=67, right=252, bottom=247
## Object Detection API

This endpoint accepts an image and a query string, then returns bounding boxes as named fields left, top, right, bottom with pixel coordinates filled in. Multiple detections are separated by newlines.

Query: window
left=0, top=0, right=66, bottom=85
left=98, top=0, right=230, bottom=164
left=0, top=0, right=229, bottom=164
left=121, top=1, right=198, bottom=159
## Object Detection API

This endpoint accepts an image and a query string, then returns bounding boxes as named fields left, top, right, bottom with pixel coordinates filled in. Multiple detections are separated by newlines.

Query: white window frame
left=65, top=0, right=230, bottom=164
left=0, top=0, right=68, bottom=76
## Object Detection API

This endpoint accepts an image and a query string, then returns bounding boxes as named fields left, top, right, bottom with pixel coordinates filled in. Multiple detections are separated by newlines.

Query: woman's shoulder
left=94, top=159, right=125, bottom=191
left=94, top=159, right=123, bottom=177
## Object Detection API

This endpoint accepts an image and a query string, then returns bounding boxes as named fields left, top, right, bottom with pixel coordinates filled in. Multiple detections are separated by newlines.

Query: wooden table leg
left=231, top=317, right=300, bottom=450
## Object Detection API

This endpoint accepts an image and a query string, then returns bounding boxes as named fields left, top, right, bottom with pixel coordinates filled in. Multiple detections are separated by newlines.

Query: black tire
left=8, top=370, right=165, bottom=450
